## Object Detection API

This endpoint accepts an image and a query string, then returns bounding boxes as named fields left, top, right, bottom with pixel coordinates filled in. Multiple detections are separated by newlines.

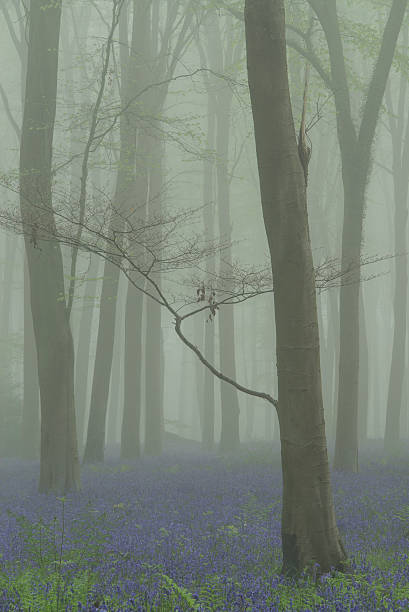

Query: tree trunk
left=144, top=141, right=164, bottom=455
left=83, top=2, right=139, bottom=463
left=384, top=64, right=409, bottom=454
left=106, top=281, right=125, bottom=449
left=358, top=289, right=369, bottom=443
left=0, top=234, right=17, bottom=338
left=21, top=253, right=40, bottom=460
left=203, top=317, right=215, bottom=450
left=120, top=130, right=150, bottom=460
left=20, top=0, right=79, bottom=493
left=74, top=254, right=99, bottom=451
left=333, top=179, right=364, bottom=472
left=212, top=21, right=241, bottom=453
left=245, top=0, right=346, bottom=575
left=193, top=312, right=204, bottom=438
left=215, top=98, right=240, bottom=452
left=121, top=281, right=143, bottom=458
left=309, top=0, right=408, bottom=471
left=199, top=24, right=217, bottom=450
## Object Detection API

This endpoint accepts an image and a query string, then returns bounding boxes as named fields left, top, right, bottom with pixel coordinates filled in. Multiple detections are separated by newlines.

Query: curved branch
left=174, top=316, right=278, bottom=408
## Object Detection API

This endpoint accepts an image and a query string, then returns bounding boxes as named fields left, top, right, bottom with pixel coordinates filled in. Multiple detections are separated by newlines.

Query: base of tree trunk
left=281, top=440, right=347, bottom=576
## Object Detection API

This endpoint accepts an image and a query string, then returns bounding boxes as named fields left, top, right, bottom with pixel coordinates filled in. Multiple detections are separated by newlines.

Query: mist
left=0, top=0, right=408, bottom=608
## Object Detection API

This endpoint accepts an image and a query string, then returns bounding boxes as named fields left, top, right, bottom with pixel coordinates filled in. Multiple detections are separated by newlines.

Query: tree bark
left=198, top=21, right=217, bottom=450
left=384, top=60, right=409, bottom=454
left=358, top=289, right=369, bottom=443
left=21, top=253, right=40, bottom=460
left=74, top=254, right=99, bottom=451
left=144, top=141, right=164, bottom=455
left=20, top=0, right=79, bottom=492
left=245, top=0, right=346, bottom=575
left=308, top=0, right=408, bottom=472
left=214, top=21, right=241, bottom=453
left=121, top=279, right=143, bottom=459
left=83, top=1, right=139, bottom=463
left=0, top=234, right=17, bottom=338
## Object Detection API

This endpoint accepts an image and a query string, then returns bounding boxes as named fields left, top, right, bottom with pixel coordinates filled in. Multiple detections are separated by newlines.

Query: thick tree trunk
left=20, top=0, right=79, bottom=493
left=245, top=0, right=346, bottom=575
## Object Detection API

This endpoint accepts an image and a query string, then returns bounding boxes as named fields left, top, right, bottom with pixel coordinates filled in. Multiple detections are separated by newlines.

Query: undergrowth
left=2, top=452, right=409, bottom=610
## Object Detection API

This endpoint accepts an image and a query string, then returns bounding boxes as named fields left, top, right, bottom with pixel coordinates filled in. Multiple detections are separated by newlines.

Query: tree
left=82, top=0, right=133, bottom=464
left=384, top=28, right=409, bottom=455
left=302, top=0, right=408, bottom=471
left=20, top=0, right=79, bottom=493
left=222, top=0, right=409, bottom=471
left=0, top=0, right=40, bottom=461
left=244, top=0, right=346, bottom=574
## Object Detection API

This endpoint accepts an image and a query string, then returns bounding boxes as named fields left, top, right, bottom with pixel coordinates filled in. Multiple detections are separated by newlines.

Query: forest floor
left=0, top=441, right=409, bottom=610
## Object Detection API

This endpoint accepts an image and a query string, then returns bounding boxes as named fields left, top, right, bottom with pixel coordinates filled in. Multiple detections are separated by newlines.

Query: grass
left=0, top=442, right=409, bottom=610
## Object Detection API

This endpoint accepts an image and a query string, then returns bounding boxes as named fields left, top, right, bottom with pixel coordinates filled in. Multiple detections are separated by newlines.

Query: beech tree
left=221, top=0, right=408, bottom=471
left=295, top=0, right=408, bottom=471
left=244, top=0, right=346, bottom=574
left=20, top=0, right=79, bottom=493
left=383, top=29, right=409, bottom=455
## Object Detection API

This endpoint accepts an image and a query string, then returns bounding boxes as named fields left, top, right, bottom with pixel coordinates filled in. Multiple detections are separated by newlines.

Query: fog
left=0, top=0, right=408, bottom=607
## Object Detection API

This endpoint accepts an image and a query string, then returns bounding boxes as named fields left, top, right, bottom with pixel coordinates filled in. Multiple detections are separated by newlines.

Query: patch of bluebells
left=0, top=443, right=409, bottom=609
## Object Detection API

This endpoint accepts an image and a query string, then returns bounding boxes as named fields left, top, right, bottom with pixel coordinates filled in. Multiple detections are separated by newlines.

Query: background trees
left=0, top=0, right=408, bottom=574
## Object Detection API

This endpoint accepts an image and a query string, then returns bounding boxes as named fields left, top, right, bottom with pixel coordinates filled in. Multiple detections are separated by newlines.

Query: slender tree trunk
left=244, top=309, right=256, bottom=442
left=193, top=312, right=204, bottom=437
left=106, top=280, right=125, bottom=450
left=245, top=0, right=346, bottom=575
left=121, top=282, right=143, bottom=458
left=20, top=0, right=79, bottom=492
left=203, top=318, right=215, bottom=450
left=216, top=79, right=241, bottom=454
left=200, top=30, right=217, bottom=450
left=83, top=257, right=121, bottom=463
left=358, top=289, right=369, bottom=443
left=75, top=255, right=99, bottom=451
left=0, top=234, right=17, bottom=338
left=120, top=133, right=149, bottom=459
left=309, top=0, right=408, bottom=471
left=144, top=141, right=164, bottom=455
left=83, top=1, right=139, bottom=463
left=333, top=176, right=365, bottom=471
left=21, top=253, right=40, bottom=460
left=384, top=65, right=409, bottom=454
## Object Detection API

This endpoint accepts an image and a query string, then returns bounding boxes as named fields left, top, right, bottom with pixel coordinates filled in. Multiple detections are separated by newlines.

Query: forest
left=1, top=0, right=409, bottom=609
